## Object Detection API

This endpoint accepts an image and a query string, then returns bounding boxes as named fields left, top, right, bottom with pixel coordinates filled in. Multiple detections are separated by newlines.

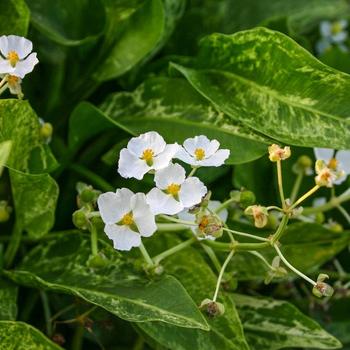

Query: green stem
left=214, top=197, right=236, bottom=213
left=203, top=239, right=270, bottom=252
left=3, top=221, right=22, bottom=268
left=139, top=242, right=154, bottom=267
left=337, top=205, right=350, bottom=225
left=247, top=250, right=273, bottom=270
left=274, top=243, right=316, bottom=286
left=188, top=167, right=198, bottom=177
left=276, top=160, right=286, bottom=209
left=223, top=227, right=269, bottom=242
left=156, top=223, right=187, bottom=231
left=302, top=192, right=350, bottom=215
left=0, top=76, right=7, bottom=88
left=290, top=171, right=304, bottom=203
left=212, top=250, right=235, bottom=302
left=201, top=244, right=221, bottom=273
left=271, top=215, right=289, bottom=244
left=71, top=324, right=84, bottom=350
left=159, top=215, right=197, bottom=226
left=40, top=291, right=52, bottom=336
left=89, top=224, right=98, bottom=256
left=266, top=206, right=284, bottom=212
left=289, top=185, right=320, bottom=210
left=153, top=237, right=196, bottom=265
left=69, top=164, right=114, bottom=192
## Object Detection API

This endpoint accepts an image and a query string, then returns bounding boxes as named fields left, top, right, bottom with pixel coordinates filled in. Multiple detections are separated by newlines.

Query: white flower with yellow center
left=175, top=135, right=230, bottom=167
left=146, top=163, right=207, bottom=215
left=178, top=200, right=228, bottom=240
left=0, top=74, right=23, bottom=97
left=316, top=20, right=348, bottom=54
left=314, top=148, right=350, bottom=185
left=97, top=188, right=157, bottom=251
left=118, top=131, right=179, bottom=180
left=0, top=35, right=38, bottom=78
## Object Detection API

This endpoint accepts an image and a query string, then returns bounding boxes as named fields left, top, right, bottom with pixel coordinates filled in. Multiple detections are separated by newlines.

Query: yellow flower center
left=121, top=213, right=134, bottom=226
left=331, top=22, right=343, bottom=35
left=141, top=148, right=154, bottom=166
left=167, top=183, right=181, bottom=196
left=198, top=216, right=209, bottom=232
left=194, top=148, right=205, bottom=160
left=6, top=75, right=19, bottom=86
left=7, top=51, right=19, bottom=67
left=328, top=158, right=338, bottom=170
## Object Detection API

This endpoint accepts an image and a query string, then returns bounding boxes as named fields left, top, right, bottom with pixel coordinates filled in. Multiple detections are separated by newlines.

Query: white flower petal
left=204, top=139, right=221, bottom=158
left=183, top=135, right=211, bottom=155
left=320, top=21, right=332, bottom=37
left=199, top=149, right=230, bottom=166
left=0, top=58, right=14, bottom=75
left=314, top=148, right=334, bottom=163
left=4, top=35, right=33, bottom=58
left=98, top=192, right=124, bottom=224
left=12, top=52, right=38, bottom=78
left=178, top=209, right=195, bottom=223
left=146, top=188, right=183, bottom=215
left=154, top=163, right=186, bottom=189
left=312, top=197, right=327, bottom=208
left=336, top=150, right=350, bottom=175
left=104, top=224, right=141, bottom=251
left=315, top=39, right=331, bottom=55
left=118, top=148, right=150, bottom=180
left=131, top=193, right=157, bottom=237
left=152, top=143, right=179, bottom=170
left=175, top=146, right=196, bottom=165
left=179, top=177, right=207, bottom=208
left=333, top=175, right=347, bottom=185
left=127, top=131, right=165, bottom=157
left=0, top=36, right=9, bottom=57
left=115, top=188, right=134, bottom=210
left=333, top=31, right=347, bottom=43
left=208, top=200, right=228, bottom=222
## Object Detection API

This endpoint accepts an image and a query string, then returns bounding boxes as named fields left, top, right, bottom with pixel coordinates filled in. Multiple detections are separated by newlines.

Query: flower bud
left=0, top=201, right=12, bottom=223
left=39, top=122, right=53, bottom=143
left=315, top=212, right=325, bottom=224
left=268, top=144, right=291, bottom=162
left=72, top=208, right=90, bottom=230
left=199, top=299, right=225, bottom=317
left=292, top=155, right=313, bottom=175
left=239, top=190, right=256, bottom=208
left=245, top=205, right=269, bottom=228
left=87, top=253, right=109, bottom=268
left=312, top=274, right=334, bottom=298
left=76, top=182, right=101, bottom=208
left=197, top=214, right=223, bottom=238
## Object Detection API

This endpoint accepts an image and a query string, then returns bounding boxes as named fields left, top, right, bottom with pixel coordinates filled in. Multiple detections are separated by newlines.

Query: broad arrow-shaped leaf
left=172, top=27, right=350, bottom=149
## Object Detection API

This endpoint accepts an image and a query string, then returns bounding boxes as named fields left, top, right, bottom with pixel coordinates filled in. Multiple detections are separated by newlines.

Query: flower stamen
left=194, top=148, right=205, bottom=160
left=167, top=183, right=181, bottom=196
left=121, top=213, right=134, bottom=226
left=141, top=148, right=154, bottom=166
left=328, top=158, right=338, bottom=170
left=7, top=51, right=19, bottom=67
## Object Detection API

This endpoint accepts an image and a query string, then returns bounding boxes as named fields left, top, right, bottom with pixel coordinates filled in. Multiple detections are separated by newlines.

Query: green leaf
left=5, top=233, right=209, bottom=330
left=94, top=0, right=184, bottom=81
left=100, top=77, right=270, bottom=164
left=26, top=0, right=106, bottom=46
left=0, top=321, right=62, bottom=349
left=171, top=27, right=350, bottom=149
left=227, top=222, right=350, bottom=280
left=0, top=100, right=58, bottom=173
left=0, top=141, right=12, bottom=177
left=0, top=280, right=18, bottom=321
left=10, top=170, right=59, bottom=239
left=0, top=0, right=29, bottom=36
left=138, top=235, right=249, bottom=350
left=233, top=293, right=342, bottom=349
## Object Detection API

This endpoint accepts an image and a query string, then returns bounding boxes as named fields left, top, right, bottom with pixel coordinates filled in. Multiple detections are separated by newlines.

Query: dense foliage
left=0, top=0, right=350, bottom=349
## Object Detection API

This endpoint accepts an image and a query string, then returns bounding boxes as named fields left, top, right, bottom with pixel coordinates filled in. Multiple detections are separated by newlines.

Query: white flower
left=118, top=131, right=178, bottom=180
left=314, top=148, right=350, bottom=185
left=175, top=135, right=230, bottom=167
left=178, top=200, right=228, bottom=240
left=316, top=20, right=348, bottom=54
left=97, top=188, right=157, bottom=251
left=0, top=35, right=38, bottom=78
left=146, top=163, right=207, bottom=215
left=0, top=74, right=23, bottom=97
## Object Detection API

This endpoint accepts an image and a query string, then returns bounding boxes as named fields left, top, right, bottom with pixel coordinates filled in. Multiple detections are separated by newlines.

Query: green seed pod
left=199, top=299, right=225, bottom=317
left=40, top=122, right=53, bottom=140
left=72, top=208, right=90, bottom=230
left=315, top=212, right=325, bottom=224
left=87, top=254, right=109, bottom=268
left=239, top=190, right=256, bottom=208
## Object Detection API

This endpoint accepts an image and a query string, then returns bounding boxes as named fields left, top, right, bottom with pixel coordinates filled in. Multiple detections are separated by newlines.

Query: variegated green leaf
left=5, top=233, right=209, bottom=330
left=172, top=27, right=350, bottom=149
left=0, top=140, right=12, bottom=177
left=233, top=293, right=342, bottom=349
left=0, top=0, right=29, bottom=36
left=0, top=321, right=62, bottom=349
left=100, top=77, right=270, bottom=164
left=0, top=280, right=17, bottom=321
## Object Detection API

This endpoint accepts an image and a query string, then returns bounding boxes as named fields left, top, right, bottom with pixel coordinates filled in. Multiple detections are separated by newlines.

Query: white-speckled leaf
left=5, top=234, right=209, bottom=330
left=0, top=141, right=12, bottom=177
left=100, top=77, right=270, bottom=164
left=233, top=293, right=342, bottom=349
left=172, top=28, right=350, bottom=149
left=0, top=321, right=62, bottom=349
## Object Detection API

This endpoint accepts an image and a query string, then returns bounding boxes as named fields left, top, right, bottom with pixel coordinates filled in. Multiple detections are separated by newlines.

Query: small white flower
left=316, top=20, right=348, bottom=54
left=175, top=135, right=230, bottom=167
left=97, top=188, right=157, bottom=251
left=178, top=200, right=228, bottom=240
left=314, top=148, right=350, bottom=185
left=118, top=131, right=178, bottom=180
left=146, top=163, right=207, bottom=215
left=0, top=74, right=23, bottom=98
left=0, top=35, right=38, bottom=78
